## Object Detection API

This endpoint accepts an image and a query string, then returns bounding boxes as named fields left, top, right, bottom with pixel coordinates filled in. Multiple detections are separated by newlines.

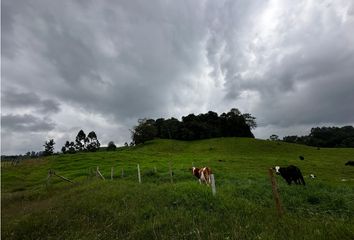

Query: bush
left=107, top=141, right=117, bottom=151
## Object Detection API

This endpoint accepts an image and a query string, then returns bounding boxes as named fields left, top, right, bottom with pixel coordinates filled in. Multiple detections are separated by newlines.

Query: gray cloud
left=2, top=114, right=56, bottom=132
left=2, top=0, right=354, bottom=154
left=205, top=0, right=354, bottom=127
left=2, top=90, right=60, bottom=114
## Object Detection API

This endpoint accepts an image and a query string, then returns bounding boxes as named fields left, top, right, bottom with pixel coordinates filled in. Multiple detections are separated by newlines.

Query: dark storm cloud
left=205, top=0, right=354, bottom=127
left=2, top=114, right=55, bottom=132
left=2, top=0, right=208, bottom=121
left=2, top=0, right=354, bottom=154
left=2, top=90, right=60, bottom=114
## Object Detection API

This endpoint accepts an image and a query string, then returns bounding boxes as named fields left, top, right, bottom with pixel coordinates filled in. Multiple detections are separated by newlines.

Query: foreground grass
left=2, top=138, right=354, bottom=239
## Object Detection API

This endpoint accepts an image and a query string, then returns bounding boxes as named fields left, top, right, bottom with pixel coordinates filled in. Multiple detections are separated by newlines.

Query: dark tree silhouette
left=283, top=126, right=354, bottom=148
left=131, top=119, right=157, bottom=145
left=130, top=108, right=255, bottom=143
left=75, top=130, right=86, bottom=151
left=43, top=139, right=55, bottom=156
left=269, top=134, right=279, bottom=141
left=61, top=146, right=66, bottom=154
left=107, top=141, right=117, bottom=151
left=86, top=131, right=100, bottom=152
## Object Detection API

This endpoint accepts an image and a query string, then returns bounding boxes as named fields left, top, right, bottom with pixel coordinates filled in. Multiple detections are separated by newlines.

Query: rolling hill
left=2, top=138, right=354, bottom=239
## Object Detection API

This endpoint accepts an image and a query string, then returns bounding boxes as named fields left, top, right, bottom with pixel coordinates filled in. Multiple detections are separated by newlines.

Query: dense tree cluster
left=131, top=108, right=256, bottom=145
left=283, top=126, right=354, bottom=148
left=61, top=130, right=100, bottom=153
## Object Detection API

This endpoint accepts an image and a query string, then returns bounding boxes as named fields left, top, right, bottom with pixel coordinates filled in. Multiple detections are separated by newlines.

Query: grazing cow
left=192, top=167, right=212, bottom=185
left=273, top=165, right=306, bottom=186
left=345, top=161, right=354, bottom=166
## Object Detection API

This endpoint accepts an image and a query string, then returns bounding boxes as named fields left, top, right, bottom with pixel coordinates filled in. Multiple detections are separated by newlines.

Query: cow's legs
left=286, top=178, right=292, bottom=185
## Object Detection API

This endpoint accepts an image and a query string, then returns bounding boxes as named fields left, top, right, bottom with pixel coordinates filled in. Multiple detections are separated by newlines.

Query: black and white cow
left=273, top=165, right=306, bottom=186
left=345, top=161, right=354, bottom=166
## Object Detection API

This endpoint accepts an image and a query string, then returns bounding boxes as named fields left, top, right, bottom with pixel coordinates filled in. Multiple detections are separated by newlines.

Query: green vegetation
left=131, top=108, right=255, bottom=144
left=2, top=138, right=354, bottom=239
left=283, top=126, right=354, bottom=147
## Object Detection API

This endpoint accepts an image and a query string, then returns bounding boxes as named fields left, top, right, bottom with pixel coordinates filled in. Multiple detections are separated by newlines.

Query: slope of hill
left=2, top=138, right=354, bottom=239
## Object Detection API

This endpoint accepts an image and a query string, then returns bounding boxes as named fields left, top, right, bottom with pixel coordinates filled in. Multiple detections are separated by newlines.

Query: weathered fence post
left=268, top=168, right=284, bottom=217
left=46, top=169, right=74, bottom=186
left=169, top=161, right=173, bottom=183
left=96, top=166, right=105, bottom=180
left=111, top=167, right=114, bottom=180
left=154, top=166, right=157, bottom=173
left=210, top=174, right=216, bottom=196
left=46, top=169, right=53, bottom=188
left=121, top=168, right=124, bottom=178
left=137, top=164, right=141, bottom=183
left=53, top=171, right=74, bottom=183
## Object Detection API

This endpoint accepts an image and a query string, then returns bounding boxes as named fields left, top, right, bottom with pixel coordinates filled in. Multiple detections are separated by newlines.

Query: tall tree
left=75, top=130, right=86, bottom=151
left=43, top=139, right=55, bottom=156
left=86, top=131, right=100, bottom=152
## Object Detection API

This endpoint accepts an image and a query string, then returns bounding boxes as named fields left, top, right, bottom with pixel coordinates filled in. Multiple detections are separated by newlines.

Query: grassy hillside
left=2, top=138, right=354, bottom=239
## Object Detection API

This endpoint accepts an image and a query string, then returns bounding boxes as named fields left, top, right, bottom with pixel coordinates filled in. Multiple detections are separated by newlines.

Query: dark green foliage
left=283, top=126, right=354, bottom=148
left=86, top=131, right=100, bottom=152
left=132, top=119, right=158, bottom=145
left=131, top=108, right=255, bottom=143
left=75, top=129, right=86, bottom=151
left=43, top=139, right=55, bottom=156
left=107, top=141, right=117, bottom=151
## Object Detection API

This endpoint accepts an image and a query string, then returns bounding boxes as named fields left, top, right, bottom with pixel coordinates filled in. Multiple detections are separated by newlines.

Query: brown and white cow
left=192, top=167, right=212, bottom=185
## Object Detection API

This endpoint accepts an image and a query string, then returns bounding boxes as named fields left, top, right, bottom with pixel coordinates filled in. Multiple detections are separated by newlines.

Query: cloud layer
left=2, top=0, right=354, bottom=154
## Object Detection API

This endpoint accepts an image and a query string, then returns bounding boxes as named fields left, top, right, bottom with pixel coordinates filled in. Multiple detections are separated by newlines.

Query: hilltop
left=2, top=138, right=354, bottom=239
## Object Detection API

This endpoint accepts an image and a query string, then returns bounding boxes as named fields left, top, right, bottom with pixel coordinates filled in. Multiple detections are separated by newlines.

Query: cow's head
left=192, top=167, right=200, bottom=178
left=273, top=166, right=280, bottom=175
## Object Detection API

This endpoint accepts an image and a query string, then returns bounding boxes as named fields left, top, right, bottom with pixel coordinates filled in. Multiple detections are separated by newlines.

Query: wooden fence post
left=46, top=169, right=53, bottom=188
left=169, top=161, right=173, bottom=183
left=111, top=167, right=114, bottom=180
left=154, top=166, right=157, bottom=173
left=210, top=174, right=216, bottom=196
left=53, top=171, right=74, bottom=184
left=137, top=164, right=141, bottom=183
left=96, top=166, right=105, bottom=180
left=121, top=168, right=124, bottom=178
left=268, top=168, right=284, bottom=217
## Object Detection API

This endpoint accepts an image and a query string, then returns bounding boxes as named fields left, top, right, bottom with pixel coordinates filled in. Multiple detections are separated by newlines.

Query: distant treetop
left=131, top=108, right=256, bottom=145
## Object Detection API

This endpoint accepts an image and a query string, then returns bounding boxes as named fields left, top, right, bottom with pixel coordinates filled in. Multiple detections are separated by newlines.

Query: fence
left=44, top=162, right=218, bottom=197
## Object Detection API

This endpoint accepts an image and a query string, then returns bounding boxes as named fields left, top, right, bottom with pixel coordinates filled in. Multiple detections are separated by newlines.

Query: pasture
left=2, top=138, right=354, bottom=239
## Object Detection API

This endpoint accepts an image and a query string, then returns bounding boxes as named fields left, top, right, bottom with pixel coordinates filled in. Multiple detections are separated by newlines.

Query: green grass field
left=2, top=138, right=354, bottom=239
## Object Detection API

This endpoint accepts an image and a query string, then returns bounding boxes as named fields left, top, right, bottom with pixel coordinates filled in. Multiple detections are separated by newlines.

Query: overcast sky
left=2, top=0, right=354, bottom=155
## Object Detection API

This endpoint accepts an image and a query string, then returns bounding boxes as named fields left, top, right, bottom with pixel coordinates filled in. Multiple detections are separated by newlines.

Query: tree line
left=283, top=126, right=354, bottom=148
left=131, top=108, right=256, bottom=145
left=61, top=130, right=101, bottom=154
